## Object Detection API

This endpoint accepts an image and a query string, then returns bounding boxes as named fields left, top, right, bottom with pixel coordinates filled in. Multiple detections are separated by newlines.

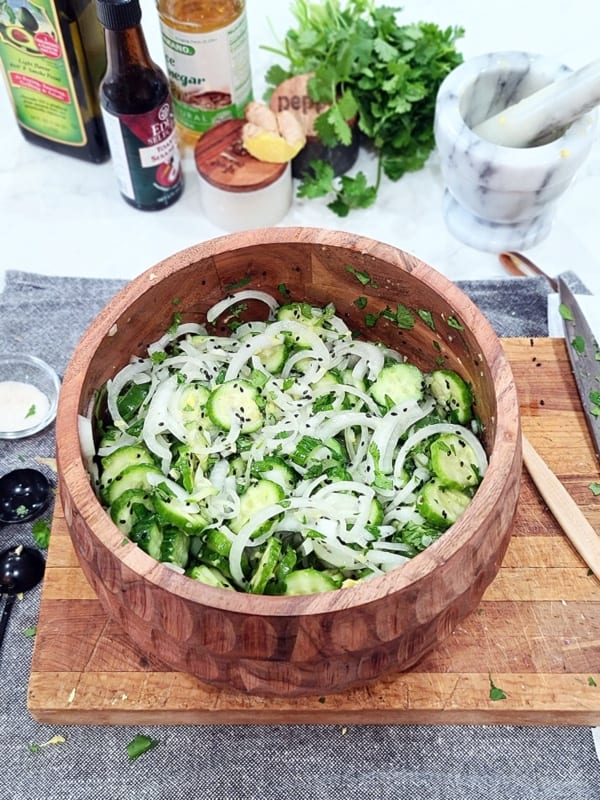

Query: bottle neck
left=104, top=27, right=155, bottom=75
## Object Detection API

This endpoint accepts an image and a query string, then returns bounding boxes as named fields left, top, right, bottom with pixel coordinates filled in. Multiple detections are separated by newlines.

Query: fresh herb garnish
left=25, top=404, right=36, bottom=419
left=589, top=482, right=600, bottom=496
left=277, top=283, right=291, bottom=299
left=558, top=303, right=574, bottom=321
left=23, top=626, right=37, bottom=638
left=447, top=316, right=464, bottom=331
left=126, top=734, right=159, bottom=762
left=383, top=304, right=414, bottom=331
left=589, top=676, right=597, bottom=687
left=571, top=335, right=586, bottom=354
left=16, top=504, right=28, bottom=518
left=264, top=0, right=464, bottom=215
left=167, top=312, right=183, bottom=334
left=345, top=264, right=378, bottom=287
left=354, top=296, right=368, bottom=309
left=418, top=309, right=435, bottom=331
left=225, top=275, right=251, bottom=291
left=150, top=351, right=167, bottom=365
left=32, top=519, right=51, bottom=549
left=488, top=675, right=507, bottom=701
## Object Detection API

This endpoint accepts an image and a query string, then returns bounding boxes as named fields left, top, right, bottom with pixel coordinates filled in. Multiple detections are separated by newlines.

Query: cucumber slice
left=154, top=492, right=209, bottom=533
left=416, top=478, right=471, bottom=529
left=248, top=536, right=282, bottom=594
left=430, top=433, right=480, bottom=489
left=240, top=332, right=288, bottom=374
left=370, top=363, right=424, bottom=408
left=204, top=528, right=232, bottom=557
left=187, top=564, right=234, bottom=590
left=130, top=518, right=163, bottom=561
left=100, top=445, right=155, bottom=499
left=230, top=479, right=285, bottom=534
left=106, top=463, right=164, bottom=505
left=429, top=369, right=473, bottom=424
left=160, top=527, right=190, bottom=568
left=109, top=488, right=154, bottom=534
left=206, top=379, right=263, bottom=434
left=179, top=382, right=210, bottom=425
left=283, top=567, right=338, bottom=595
left=250, top=456, right=297, bottom=492
left=117, top=381, right=150, bottom=422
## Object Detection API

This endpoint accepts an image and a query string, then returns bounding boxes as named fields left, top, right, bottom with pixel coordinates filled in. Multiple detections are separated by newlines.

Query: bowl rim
left=56, top=227, right=522, bottom=616
left=0, top=353, right=61, bottom=439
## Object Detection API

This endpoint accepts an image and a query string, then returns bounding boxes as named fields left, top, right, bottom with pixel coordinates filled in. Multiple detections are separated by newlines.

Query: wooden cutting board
left=28, top=339, right=600, bottom=725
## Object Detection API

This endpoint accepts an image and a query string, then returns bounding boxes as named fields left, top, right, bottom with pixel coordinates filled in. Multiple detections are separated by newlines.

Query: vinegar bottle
left=155, top=0, right=253, bottom=153
left=96, top=0, right=183, bottom=211
left=0, top=0, right=109, bottom=162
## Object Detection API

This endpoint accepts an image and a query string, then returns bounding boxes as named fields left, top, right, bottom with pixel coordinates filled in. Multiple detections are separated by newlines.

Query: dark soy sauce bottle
left=96, top=0, right=183, bottom=210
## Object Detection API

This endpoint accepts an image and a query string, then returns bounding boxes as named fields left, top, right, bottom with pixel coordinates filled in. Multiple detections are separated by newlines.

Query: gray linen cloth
left=1, top=270, right=599, bottom=800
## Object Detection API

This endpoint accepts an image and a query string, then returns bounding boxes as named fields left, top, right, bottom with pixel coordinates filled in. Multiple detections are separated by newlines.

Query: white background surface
left=1, top=0, right=599, bottom=293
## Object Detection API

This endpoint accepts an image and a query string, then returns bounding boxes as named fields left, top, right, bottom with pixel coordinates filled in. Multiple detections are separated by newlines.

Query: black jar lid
left=96, top=0, right=142, bottom=30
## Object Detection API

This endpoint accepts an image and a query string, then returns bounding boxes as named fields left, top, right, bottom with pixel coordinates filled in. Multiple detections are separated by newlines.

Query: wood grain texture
left=29, top=338, right=600, bottom=724
left=52, top=231, right=522, bottom=698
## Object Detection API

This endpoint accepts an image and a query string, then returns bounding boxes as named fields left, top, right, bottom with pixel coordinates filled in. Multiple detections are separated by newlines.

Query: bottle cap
left=96, top=0, right=142, bottom=30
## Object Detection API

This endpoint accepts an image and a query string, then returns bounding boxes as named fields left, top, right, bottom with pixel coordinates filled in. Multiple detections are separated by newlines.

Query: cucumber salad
left=84, top=292, right=488, bottom=596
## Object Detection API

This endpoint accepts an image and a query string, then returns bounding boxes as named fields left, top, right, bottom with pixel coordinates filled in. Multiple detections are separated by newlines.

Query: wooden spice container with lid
left=194, top=118, right=292, bottom=231
left=269, top=73, right=360, bottom=178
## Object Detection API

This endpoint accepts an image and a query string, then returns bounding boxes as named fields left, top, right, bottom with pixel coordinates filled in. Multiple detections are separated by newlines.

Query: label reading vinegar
left=0, top=0, right=87, bottom=145
left=159, top=12, right=253, bottom=134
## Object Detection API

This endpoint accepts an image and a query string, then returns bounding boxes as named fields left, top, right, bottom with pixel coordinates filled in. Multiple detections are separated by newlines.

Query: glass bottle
left=0, top=0, right=109, bottom=162
left=155, top=0, right=253, bottom=153
left=96, top=0, right=183, bottom=211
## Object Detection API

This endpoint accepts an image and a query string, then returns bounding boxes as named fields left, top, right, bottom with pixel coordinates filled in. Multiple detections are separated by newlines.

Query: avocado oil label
left=101, top=99, right=183, bottom=210
left=158, top=12, right=252, bottom=135
left=0, top=0, right=87, bottom=145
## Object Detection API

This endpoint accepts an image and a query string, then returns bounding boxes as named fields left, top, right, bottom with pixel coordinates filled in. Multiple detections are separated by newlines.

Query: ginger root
left=242, top=102, right=306, bottom=163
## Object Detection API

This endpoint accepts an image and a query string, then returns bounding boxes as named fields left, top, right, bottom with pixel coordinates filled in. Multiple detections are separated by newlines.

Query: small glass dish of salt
left=0, top=355, right=61, bottom=439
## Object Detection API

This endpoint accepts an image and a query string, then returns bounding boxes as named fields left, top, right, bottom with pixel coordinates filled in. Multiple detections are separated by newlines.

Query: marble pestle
left=474, top=57, right=600, bottom=147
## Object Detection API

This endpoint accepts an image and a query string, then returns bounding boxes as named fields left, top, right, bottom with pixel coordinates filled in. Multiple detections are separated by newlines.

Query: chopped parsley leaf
left=126, top=734, right=159, bottom=761
left=167, top=312, right=182, bottom=334
left=151, top=351, right=167, bottom=365
left=225, top=275, right=251, bottom=291
left=488, top=675, right=507, bottom=701
left=589, top=676, right=597, bottom=687
left=354, top=296, right=368, bottom=309
left=23, top=626, right=37, bottom=638
left=589, top=482, right=600, bottom=496
left=447, top=316, right=464, bottom=331
left=25, top=404, right=36, bottom=419
left=345, top=264, right=378, bottom=287
left=418, top=309, right=435, bottom=331
left=558, top=303, right=574, bottom=321
left=277, top=283, right=291, bottom=299
left=571, top=335, right=586, bottom=354
left=32, top=519, right=51, bottom=549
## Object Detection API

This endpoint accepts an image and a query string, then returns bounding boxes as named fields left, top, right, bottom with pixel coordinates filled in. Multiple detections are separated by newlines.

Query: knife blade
left=557, top=276, right=600, bottom=462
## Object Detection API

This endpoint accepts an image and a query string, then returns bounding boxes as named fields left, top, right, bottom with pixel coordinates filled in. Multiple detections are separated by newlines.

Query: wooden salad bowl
left=56, top=227, right=522, bottom=697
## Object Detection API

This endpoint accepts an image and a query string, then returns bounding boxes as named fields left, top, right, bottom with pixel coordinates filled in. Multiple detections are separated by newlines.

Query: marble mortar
left=434, top=51, right=598, bottom=252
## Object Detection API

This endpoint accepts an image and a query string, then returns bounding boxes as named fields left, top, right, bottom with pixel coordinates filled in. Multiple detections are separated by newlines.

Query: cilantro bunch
left=263, top=0, right=464, bottom=215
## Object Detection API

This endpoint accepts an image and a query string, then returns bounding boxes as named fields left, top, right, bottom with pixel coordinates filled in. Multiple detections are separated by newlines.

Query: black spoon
left=0, top=544, right=46, bottom=655
left=0, top=468, right=51, bottom=527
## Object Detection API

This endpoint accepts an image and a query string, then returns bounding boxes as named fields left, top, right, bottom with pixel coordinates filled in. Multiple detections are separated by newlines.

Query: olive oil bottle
left=155, top=0, right=253, bottom=152
left=0, top=0, right=109, bottom=162
left=96, top=0, right=183, bottom=210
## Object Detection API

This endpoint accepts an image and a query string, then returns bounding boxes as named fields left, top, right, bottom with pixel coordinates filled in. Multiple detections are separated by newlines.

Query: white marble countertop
left=1, top=0, right=600, bottom=294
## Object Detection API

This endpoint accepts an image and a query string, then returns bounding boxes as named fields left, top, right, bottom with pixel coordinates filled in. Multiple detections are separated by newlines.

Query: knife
left=558, top=276, right=600, bottom=462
